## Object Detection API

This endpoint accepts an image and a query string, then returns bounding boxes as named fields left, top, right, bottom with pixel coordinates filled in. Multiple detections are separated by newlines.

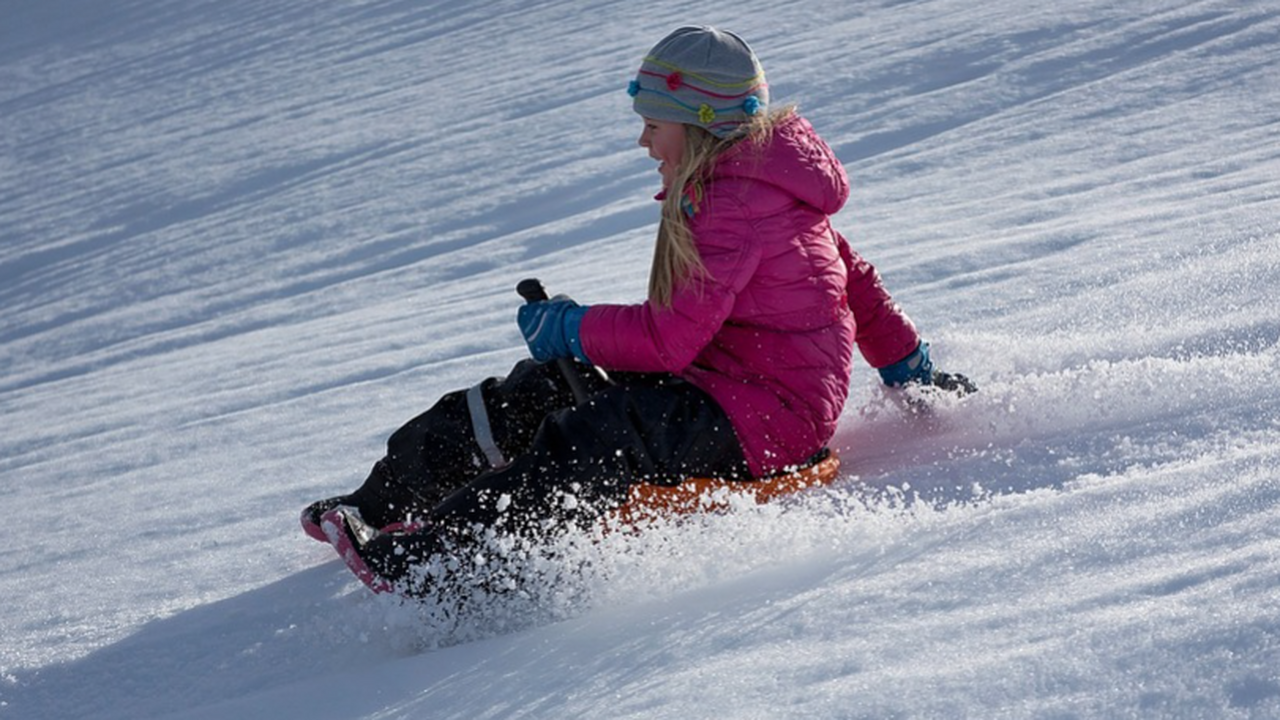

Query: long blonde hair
left=648, top=106, right=797, bottom=307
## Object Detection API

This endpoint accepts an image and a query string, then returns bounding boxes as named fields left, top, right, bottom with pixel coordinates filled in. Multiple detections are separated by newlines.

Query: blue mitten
left=517, top=299, right=590, bottom=364
left=878, top=341, right=934, bottom=387
left=879, top=341, right=978, bottom=395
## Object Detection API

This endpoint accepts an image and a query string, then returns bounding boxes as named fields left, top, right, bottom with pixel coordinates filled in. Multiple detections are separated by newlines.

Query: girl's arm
left=580, top=219, right=761, bottom=373
left=834, top=231, right=922, bottom=370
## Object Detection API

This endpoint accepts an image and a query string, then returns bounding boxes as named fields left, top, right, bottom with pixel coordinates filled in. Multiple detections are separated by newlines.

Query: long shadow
left=2, top=562, right=395, bottom=720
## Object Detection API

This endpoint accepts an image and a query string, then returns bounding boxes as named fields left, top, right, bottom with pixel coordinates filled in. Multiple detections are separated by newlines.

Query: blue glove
left=517, top=299, right=591, bottom=364
left=878, top=342, right=979, bottom=395
left=878, top=341, right=934, bottom=387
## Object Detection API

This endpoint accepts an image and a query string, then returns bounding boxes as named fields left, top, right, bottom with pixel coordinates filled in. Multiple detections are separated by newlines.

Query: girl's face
left=639, top=117, right=686, bottom=189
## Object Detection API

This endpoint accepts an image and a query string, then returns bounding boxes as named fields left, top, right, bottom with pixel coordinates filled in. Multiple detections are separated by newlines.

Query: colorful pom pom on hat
left=629, top=26, right=769, bottom=139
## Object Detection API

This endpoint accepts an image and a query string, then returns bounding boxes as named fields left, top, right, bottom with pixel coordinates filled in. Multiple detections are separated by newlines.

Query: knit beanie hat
left=628, top=26, right=769, bottom=139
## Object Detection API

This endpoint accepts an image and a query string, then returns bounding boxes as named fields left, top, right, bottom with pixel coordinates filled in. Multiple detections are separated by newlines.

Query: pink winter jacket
left=580, top=115, right=920, bottom=476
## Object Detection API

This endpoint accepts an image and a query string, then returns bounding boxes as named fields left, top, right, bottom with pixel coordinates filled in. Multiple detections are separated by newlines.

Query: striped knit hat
left=628, top=26, right=769, bottom=139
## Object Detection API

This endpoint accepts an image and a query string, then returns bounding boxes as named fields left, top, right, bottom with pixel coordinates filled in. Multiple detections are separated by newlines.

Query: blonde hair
left=648, top=105, right=797, bottom=307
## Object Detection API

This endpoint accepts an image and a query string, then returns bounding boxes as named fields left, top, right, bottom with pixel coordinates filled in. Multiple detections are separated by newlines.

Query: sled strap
left=466, top=383, right=508, bottom=470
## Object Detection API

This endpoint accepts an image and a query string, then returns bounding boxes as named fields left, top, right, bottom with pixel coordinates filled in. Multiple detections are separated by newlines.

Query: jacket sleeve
left=580, top=213, right=762, bottom=374
left=834, top=231, right=921, bottom=369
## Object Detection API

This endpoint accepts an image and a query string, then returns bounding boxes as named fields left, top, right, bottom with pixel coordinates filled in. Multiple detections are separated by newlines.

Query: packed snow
left=2, top=0, right=1278, bottom=718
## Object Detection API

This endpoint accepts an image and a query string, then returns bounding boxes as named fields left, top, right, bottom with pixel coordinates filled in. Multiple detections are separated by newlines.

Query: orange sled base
left=608, top=449, right=842, bottom=527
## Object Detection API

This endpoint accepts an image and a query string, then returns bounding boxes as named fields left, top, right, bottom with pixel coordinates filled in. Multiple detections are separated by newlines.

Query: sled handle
left=517, top=278, right=591, bottom=404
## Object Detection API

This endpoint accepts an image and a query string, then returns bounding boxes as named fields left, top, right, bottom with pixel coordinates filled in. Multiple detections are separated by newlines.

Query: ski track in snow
left=2, top=0, right=1279, bottom=718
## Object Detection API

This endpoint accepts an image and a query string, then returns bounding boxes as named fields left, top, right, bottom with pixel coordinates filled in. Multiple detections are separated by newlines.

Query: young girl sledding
left=301, top=26, right=972, bottom=596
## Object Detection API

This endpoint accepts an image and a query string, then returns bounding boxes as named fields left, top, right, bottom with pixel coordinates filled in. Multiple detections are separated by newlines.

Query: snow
left=2, top=0, right=1278, bottom=717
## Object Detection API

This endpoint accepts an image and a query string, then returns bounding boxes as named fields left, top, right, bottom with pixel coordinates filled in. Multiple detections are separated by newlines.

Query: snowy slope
left=2, top=0, right=1279, bottom=718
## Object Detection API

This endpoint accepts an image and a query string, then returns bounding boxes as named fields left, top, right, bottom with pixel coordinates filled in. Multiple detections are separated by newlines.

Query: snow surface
left=2, top=0, right=1279, bottom=717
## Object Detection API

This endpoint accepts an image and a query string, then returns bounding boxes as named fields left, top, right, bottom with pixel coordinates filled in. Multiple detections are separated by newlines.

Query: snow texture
left=2, top=0, right=1278, bottom=718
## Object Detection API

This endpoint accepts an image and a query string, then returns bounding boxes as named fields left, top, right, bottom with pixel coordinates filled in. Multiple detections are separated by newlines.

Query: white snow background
left=2, top=0, right=1279, bottom=718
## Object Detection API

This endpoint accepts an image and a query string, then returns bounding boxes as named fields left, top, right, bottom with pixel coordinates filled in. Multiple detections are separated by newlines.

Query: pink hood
left=581, top=115, right=918, bottom=476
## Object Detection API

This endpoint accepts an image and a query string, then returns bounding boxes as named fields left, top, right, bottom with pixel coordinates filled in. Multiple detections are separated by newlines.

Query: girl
left=302, top=26, right=971, bottom=596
